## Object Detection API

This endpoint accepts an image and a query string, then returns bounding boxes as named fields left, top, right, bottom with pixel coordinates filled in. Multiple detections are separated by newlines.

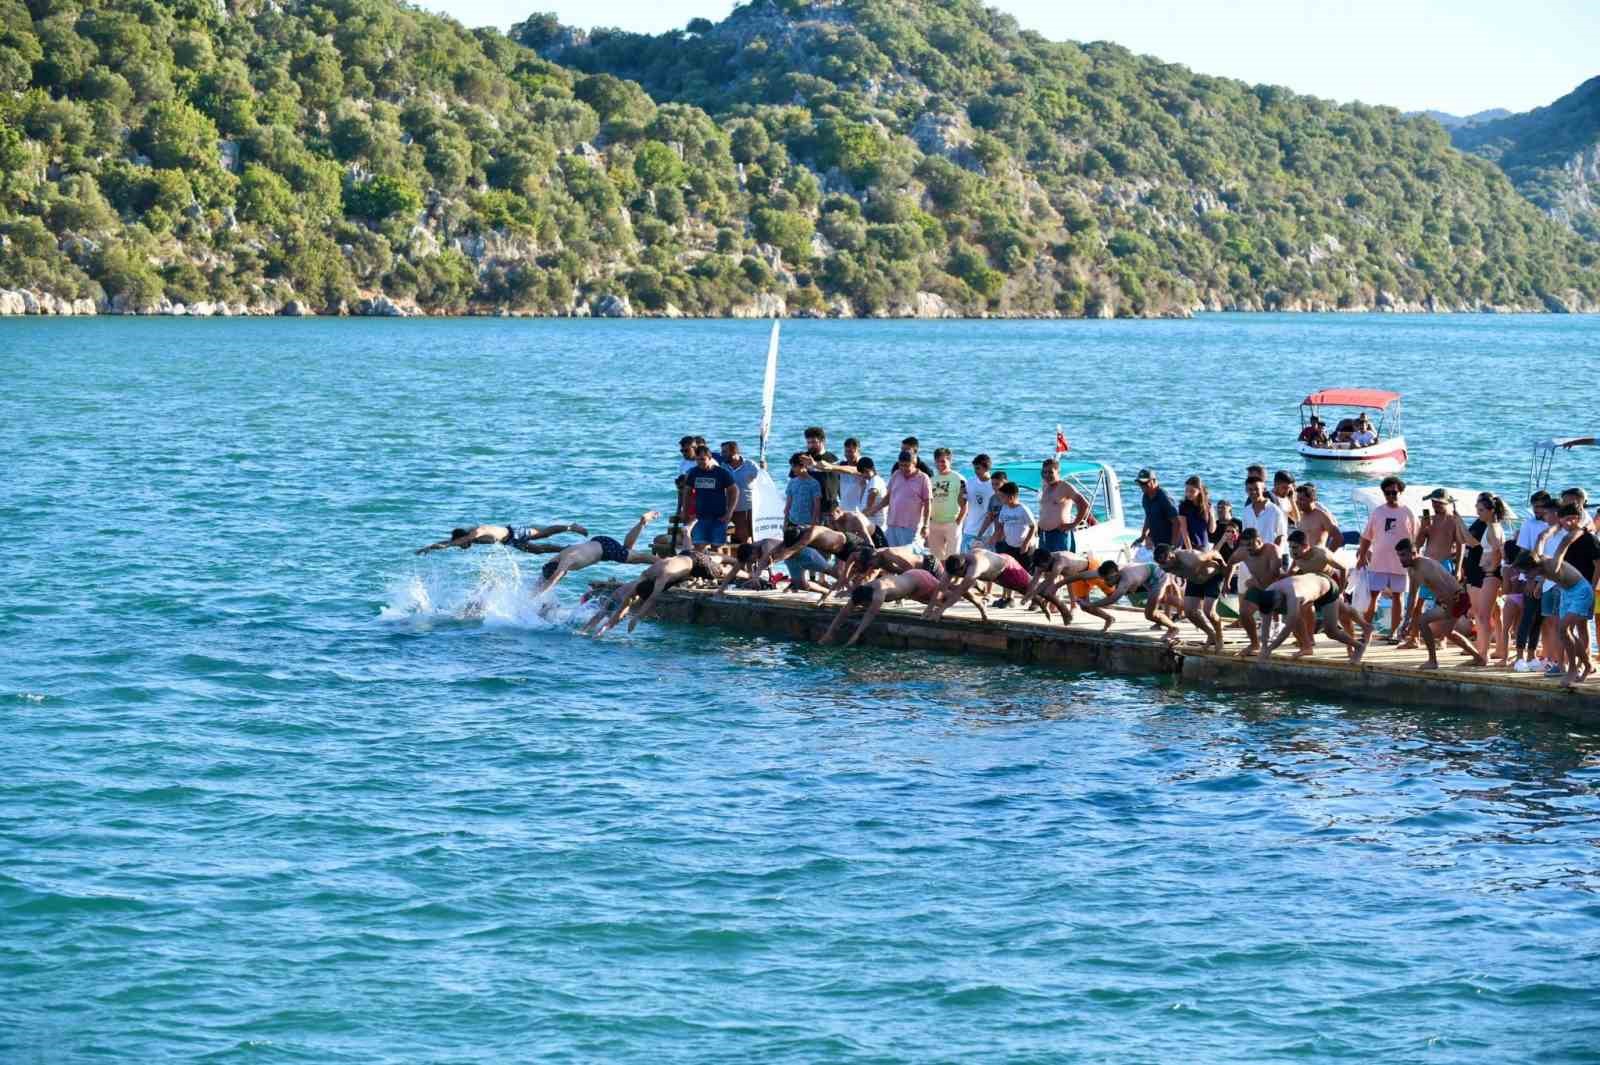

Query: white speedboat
left=1296, top=388, right=1407, bottom=474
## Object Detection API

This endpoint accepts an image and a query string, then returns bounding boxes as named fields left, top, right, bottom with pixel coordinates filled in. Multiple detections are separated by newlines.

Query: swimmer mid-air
left=416, top=522, right=586, bottom=554
left=538, top=511, right=662, bottom=591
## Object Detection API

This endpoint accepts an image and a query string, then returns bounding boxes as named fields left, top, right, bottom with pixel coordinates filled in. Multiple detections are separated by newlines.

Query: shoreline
left=3, top=287, right=1596, bottom=321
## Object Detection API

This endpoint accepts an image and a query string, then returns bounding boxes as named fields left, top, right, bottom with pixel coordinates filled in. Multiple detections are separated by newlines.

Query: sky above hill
left=422, top=0, right=1596, bottom=116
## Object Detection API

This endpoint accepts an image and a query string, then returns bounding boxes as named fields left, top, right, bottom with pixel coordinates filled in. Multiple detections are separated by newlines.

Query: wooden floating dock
left=656, top=587, right=1600, bottom=722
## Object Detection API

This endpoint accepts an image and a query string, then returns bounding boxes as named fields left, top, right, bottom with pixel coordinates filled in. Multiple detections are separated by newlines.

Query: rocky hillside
left=1451, top=77, right=1600, bottom=243
left=0, top=0, right=1596, bottom=318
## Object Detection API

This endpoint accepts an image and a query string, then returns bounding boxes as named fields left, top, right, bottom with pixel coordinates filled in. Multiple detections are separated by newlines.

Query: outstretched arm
left=845, top=595, right=887, bottom=647
left=819, top=600, right=857, bottom=644
left=959, top=588, right=991, bottom=622
left=416, top=538, right=457, bottom=555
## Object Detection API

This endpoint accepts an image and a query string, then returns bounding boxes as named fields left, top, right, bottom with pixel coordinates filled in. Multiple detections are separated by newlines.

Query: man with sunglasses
left=1357, top=475, right=1416, bottom=639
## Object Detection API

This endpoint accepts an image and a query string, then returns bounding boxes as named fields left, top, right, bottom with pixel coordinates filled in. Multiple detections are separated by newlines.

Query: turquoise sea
left=4, top=314, right=1600, bottom=1063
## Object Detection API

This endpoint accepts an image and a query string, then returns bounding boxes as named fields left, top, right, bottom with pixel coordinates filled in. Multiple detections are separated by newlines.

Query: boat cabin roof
left=1002, top=459, right=1111, bottom=491
left=1302, top=388, right=1401, bottom=410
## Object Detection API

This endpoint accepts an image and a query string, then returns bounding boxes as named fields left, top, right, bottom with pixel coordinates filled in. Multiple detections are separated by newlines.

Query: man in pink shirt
left=1357, top=475, right=1417, bottom=638
left=869, top=449, right=931, bottom=548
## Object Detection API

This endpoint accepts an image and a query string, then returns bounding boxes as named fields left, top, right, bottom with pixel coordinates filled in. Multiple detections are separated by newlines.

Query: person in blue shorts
left=684, top=445, right=738, bottom=546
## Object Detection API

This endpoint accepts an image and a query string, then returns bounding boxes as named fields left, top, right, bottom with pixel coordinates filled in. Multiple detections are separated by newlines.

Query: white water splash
left=379, top=548, right=602, bottom=629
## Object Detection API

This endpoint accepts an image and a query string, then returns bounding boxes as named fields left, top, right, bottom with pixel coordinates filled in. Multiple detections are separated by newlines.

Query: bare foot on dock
left=1235, top=646, right=1260, bottom=658
left=1291, top=649, right=1313, bottom=659
left=1419, top=660, right=1440, bottom=671
left=1100, top=617, right=1115, bottom=632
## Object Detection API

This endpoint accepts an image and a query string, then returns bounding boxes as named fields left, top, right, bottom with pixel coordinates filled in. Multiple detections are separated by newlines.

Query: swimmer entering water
left=540, top=511, right=662, bottom=592
left=416, top=522, right=586, bottom=554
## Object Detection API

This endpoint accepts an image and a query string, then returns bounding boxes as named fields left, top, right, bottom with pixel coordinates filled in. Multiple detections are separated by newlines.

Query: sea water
left=3, top=315, right=1599, bottom=1063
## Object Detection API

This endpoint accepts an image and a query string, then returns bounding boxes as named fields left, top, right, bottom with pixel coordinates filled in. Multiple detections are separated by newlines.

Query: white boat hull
left=1298, top=436, right=1407, bottom=475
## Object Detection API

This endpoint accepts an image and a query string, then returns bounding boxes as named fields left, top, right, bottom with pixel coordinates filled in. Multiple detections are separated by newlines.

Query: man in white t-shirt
left=962, top=453, right=996, bottom=552
left=1240, top=476, right=1285, bottom=550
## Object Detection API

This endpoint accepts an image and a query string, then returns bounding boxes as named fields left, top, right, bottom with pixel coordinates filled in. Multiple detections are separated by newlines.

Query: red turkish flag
left=1054, top=426, right=1070, bottom=454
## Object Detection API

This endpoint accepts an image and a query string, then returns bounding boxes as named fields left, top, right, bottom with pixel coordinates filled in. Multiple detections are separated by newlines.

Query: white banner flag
left=749, top=468, right=786, bottom=543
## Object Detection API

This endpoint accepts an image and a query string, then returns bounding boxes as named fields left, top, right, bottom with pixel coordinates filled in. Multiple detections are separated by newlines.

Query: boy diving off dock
left=820, top=568, right=979, bottom=646
left=416, top=522, right=586, bottom=554
left=537, top=511, right=662, bottom=592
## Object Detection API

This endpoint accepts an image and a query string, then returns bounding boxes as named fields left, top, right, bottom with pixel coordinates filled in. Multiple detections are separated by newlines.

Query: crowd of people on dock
left=416, top=426, right=1600, bottom=687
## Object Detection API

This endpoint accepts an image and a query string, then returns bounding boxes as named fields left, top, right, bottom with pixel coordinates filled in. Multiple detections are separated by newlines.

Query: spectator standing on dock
left=1357, top=475, right=1415, bottom=639
left=962, top=454, right=995, bottom=552
left=833, top=437, right=867, bottom=512
left=1513, top=491, right=1554, bottom=671
left=803, top=427, right=840, bottom=513
left=684, top=445, right=738, bottom=546
left=926, top=448, right=968, bottom=561
left=870, top=450, right=931, bottom=548
left=1294, top=483, right=1342, bottom=551
left=1550, top=503, right=1600, bottom=682
left=785, top=453, right=822, bottom=530
left=1272, top=471, right=1302, bottom=526
left=1039, top=458, right=1091, bottom=553
left=720, top=441, right=760, bottom=545
left=899, top=436, right=935, bottom=477
left=1175, top=475, right=1214, bottom=550
left=1135, top=469, right=1179, bottom=550
left=1240, top=476, right=1286, bottom=552
left=973, top=467, right=1010, bottom=546
left=991, top=482, right=1037, bottom=608
left=1461, top=493, right=1508, bottom=666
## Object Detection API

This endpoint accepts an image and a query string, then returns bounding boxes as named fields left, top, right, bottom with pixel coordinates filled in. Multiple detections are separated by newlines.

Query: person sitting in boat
left=1298, top=416, right=1328, bottom=446
left=1330, top=417, right=1355, bottom=445
left=1352, top=414, right=1378, bottom=447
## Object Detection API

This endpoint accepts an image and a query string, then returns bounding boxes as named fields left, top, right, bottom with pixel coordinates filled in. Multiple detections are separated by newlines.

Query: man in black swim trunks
left=538, top=511, right=660, bottom=592
left=416, top=522, right=586, bottom=555
left=1156, top=543, right=1227, bottom=651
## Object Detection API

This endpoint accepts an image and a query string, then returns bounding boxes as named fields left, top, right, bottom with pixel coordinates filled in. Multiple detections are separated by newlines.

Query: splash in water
left=379, top=547, right=600, bottom=628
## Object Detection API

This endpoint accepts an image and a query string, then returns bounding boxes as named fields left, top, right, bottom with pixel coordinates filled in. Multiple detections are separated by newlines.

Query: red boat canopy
left=1302, top=388, right=1401, bottom=410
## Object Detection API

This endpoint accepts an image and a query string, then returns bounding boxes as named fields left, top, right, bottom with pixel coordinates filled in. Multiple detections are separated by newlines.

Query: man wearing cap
left=1135, top=469, right=1179, bottom=551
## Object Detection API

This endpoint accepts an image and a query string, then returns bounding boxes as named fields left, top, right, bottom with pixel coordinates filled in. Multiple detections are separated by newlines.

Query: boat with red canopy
left=1296, top=388, right=1407, bottom=474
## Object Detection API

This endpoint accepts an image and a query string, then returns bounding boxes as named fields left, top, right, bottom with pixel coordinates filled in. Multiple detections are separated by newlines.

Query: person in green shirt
left=926, top=447, right=968, bottom=561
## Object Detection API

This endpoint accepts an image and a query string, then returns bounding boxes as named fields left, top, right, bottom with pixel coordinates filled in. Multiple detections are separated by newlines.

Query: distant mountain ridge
left=0, top=0, right=1596, bottom=318
left=1409, top=108, right=1512, bottom=131
left=1447, top=77, right=1600, bottom=242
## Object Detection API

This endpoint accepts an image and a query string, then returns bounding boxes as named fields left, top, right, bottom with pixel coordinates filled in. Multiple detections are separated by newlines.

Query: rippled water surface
left=5, top=315, right=1600, bottom=1063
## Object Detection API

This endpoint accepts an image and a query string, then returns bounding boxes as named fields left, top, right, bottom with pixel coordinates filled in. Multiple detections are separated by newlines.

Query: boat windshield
left=1003, top=461, right=1113, bottom=524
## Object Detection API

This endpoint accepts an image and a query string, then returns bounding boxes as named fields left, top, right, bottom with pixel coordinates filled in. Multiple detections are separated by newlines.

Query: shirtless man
left=1520, top=522, right=1597, bottom=686
left=1396, top=538, right=1485, bottom=669
left=1255, top=572, right=1366, bottom=661
left=923, top=549, right=1025, bottom=622
left=820, top=568, right=984, bottom=646
left=826, top=504, right=878, bottom=544
left=1293, top=483, right=1342, bottom=551
left=1400, top=490, right=1468, bottom=647
left=1286, top=529, right=1348, bottom=585
left=824, top=544, right=925, bottom=603
left=1090, top=559, right=1179, bottom=640
left=769, top=523, right=870, bottom=592
left=1156, top=544, right=1227, bottom=651
left=416, top=521, right=586, bottom=555
left=1022, top=550, right=1116, bottom=628
left=1228, top=528, right=1282, bottom=656
left=536, top=512, right=659, bottom=592
left=1037, top=458, right=1092, bottom=553
left=586, top=549, right=727, bottom=636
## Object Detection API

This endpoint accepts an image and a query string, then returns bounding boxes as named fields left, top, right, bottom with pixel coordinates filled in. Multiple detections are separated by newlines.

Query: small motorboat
left=1296, top=388, right=1407, bottom=474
